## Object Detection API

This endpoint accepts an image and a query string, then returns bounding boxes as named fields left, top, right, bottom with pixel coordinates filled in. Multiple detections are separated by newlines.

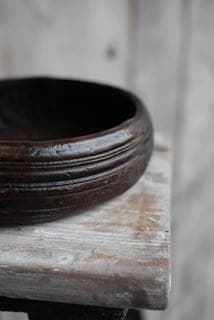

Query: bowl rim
left=0, top=77, right=145, bottom=160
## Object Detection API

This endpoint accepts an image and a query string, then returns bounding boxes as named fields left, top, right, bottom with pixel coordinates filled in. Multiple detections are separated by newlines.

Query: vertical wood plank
left=146, top=0, right=214, bottom=319
left=129, top=0, right=181, bottom=139
left=173, top=1, right=214, bottom=319
left=0, top=0, right=129, bottom=87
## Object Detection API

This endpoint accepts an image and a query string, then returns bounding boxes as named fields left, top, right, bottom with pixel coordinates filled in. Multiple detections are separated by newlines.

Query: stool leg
left=126, top=310, right=144, bottom=320
left=28, top=308, right=145, bottom=320
left=28, top=305, right=128, bottom=320
left=0, top=297, right=128, bottom=320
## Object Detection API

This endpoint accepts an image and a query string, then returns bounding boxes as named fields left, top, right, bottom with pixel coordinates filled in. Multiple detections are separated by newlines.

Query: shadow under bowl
left=0, top=77, right=153, bottom=225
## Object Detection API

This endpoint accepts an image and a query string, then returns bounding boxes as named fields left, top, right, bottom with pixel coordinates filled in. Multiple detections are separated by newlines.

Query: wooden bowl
left=0, top=77, right=153, bottom=225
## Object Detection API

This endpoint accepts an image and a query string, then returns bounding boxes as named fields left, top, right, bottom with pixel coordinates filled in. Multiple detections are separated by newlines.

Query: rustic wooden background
left=0, top=1, right=213, bottom=319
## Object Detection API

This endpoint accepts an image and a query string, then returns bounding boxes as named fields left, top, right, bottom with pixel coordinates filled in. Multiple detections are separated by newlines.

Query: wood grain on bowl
left=0, top=78, right=153, bottom=225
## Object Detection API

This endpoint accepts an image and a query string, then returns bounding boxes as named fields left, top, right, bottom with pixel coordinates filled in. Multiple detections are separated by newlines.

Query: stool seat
left=0, top=142, right=171, bottom=310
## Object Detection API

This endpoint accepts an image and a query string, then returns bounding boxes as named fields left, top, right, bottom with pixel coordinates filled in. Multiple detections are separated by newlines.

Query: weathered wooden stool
left=0, top=142, right=171, bottom=319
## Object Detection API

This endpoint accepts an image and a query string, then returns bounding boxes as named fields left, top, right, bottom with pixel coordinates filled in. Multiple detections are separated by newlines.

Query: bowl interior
left=0, top=78, right=136, bottom=141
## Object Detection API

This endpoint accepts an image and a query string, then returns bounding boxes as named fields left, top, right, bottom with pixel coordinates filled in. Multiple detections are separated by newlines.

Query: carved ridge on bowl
left=0, top=78, right=153, bottom=225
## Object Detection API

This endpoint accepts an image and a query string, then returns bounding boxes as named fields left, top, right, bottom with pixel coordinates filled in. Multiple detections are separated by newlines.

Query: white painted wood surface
left=0, top=146, right=171, bottom=311
left=129, top=0, right=181, bottom=139
left=0, top=0, right=129, bottom=87
left=145, top=1, right=214, bottom=320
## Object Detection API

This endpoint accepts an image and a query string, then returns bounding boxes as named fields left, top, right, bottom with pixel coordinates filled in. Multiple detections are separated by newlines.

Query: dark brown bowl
left=0, top=77, right=153, bottom=225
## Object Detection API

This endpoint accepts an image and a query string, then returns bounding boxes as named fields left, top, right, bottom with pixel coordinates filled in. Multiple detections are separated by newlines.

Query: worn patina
left=0, top=77, right=153, bottom=225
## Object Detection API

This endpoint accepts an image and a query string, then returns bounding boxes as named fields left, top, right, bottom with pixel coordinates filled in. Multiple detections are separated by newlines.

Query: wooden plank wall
left=145, top=0, right=214, bottom=320
left=128, top=0, right=181, bottom=139
left=0, top=0, right=213, bottom=319
left=0, top=0, right=129, bottom=86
